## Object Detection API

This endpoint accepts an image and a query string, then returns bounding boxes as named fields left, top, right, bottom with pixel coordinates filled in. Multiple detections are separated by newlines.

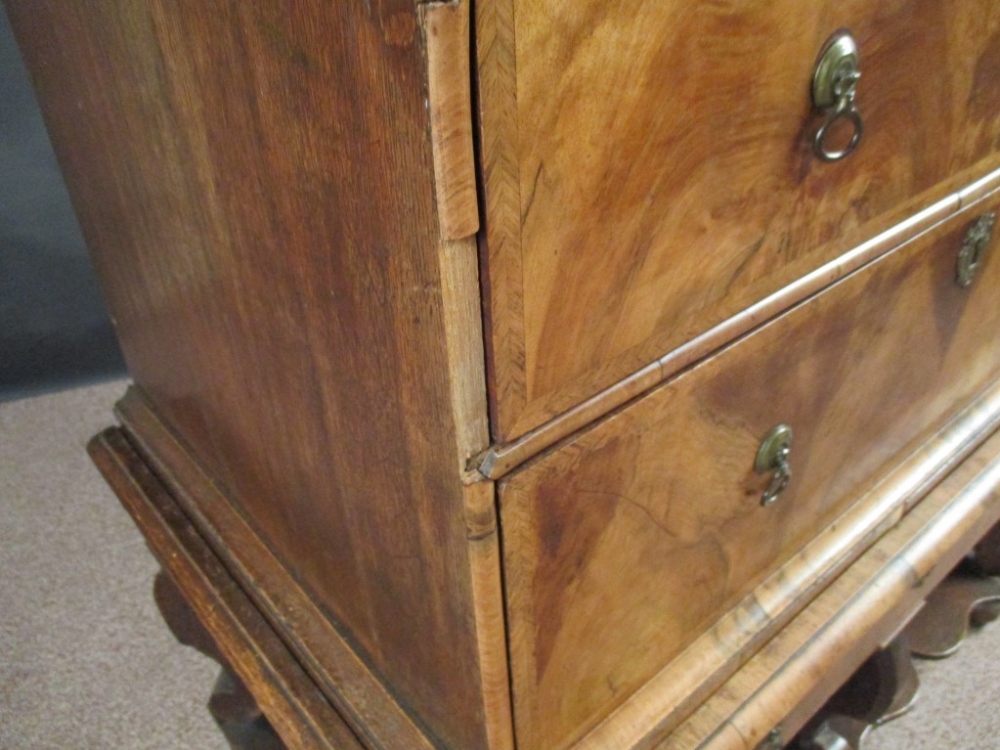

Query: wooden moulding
left=664, top=426, right=1000, bottom=750
left=150, top=569, right=291, bottom=749
left=422, top=0, right=480, bottom=241
left=568, top=378, right=1000, bottom=750
left=959, top=166, right=1000, bottom=209
left=112, top=388, right=438, bottom=750
left=87, top=428, right=363, bottom=750
left=478, top=168, right=1000, bottom=480
left=463, top=482, right=517, bottom=750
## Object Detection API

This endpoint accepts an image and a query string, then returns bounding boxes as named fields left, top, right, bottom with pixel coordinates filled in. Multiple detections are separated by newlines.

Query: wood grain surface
left=499, top=195, right=1000, bottom=750
left=114, top=389, right=440, bottom=750
left=477, top=184, right=999, bottom=479
left=475, top=0, right=525, bottom=440
left=476, top=0, right=1000, bottom=441
left=663, top=425, right=1000, bottom=750
left=7, top=3, right=499, bottom=748
left=423, top=0, right=480, bottom=240
left=579, top=377, right=1000, bottom=750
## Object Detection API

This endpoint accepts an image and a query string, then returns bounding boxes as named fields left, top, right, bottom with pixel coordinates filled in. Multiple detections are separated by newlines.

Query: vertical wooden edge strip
left=474, top=0, right=530, bottom=440
left=422, top=0, right=480, bottom=241
left=439, top=235, right=492, bottom=476
left=87, top=428, right=364, bottom=750
left=464, top=482, right=517, bottom=750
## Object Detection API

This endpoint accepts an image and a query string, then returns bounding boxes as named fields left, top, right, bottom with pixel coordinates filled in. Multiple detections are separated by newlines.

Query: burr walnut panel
left=499, top=195, right=1000, bottom=750
left=476, top=0, right=1000, bottom=441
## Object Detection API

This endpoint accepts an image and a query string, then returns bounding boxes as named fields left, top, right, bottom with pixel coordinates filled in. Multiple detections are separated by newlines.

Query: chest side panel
left=7, top=2, right=495, bottom=748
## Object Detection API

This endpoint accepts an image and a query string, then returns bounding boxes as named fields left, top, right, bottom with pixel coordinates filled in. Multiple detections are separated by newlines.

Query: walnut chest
left=10, top=1, right=1000, bottom=748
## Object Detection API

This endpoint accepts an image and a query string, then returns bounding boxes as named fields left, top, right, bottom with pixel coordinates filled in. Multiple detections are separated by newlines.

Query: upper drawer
left=499, top=193, right=1000, bottom=750
left=476, top=0, right=1000, bottom=440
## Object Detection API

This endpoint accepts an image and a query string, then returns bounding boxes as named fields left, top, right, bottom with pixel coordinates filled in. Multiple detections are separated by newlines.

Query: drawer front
left=478, top=0, right=1000, bottom=440
left=499, top=195, right=1000, bottom=750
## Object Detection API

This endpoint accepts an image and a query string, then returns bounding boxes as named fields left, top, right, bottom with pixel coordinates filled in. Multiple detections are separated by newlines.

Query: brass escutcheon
left=957, top=212, right=996, bottom=288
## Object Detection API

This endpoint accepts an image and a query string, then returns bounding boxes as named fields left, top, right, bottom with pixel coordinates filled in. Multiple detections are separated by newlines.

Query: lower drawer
left=499, top=194, right=1000, bottom=750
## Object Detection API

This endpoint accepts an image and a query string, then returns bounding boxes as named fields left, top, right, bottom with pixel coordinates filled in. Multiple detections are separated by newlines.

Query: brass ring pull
left=811, top=30, right=863, bottom=163
left=755, top=425, right=793, bottom=507
left=761, top=446, right=791, bottom=506
left=814, top=103, right=864, bottom=162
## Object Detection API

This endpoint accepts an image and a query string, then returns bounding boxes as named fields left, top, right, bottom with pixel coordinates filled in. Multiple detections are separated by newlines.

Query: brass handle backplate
left=755, top=424, right=793, bottom=507
left=811, top=30, right=863, bottom=162
left=957, top=212, right=996, bottom=288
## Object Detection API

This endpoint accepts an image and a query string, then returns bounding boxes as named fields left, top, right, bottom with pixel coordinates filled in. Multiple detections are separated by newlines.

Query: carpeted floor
left=1, top=380, right=224, bottom=750
left=2, top=380, right=1000, bottom=749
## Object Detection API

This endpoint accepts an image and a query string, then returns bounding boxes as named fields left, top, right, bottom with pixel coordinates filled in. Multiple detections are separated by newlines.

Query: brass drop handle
left=956, top=212, right=996, bottom=287
left=755, top=424, right=793, bottom=507
left=811, top=30, right=863, bottom=162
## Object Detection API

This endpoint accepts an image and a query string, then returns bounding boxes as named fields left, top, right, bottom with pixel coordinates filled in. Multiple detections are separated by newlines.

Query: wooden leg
left=209, top=668, right=286, bottom=750
left=785, top=521, right=1000, bottom=750
left=972, top=520, right=1000, bottom=576
left=904, top=561, right=1000, bottom=659
left=798, top=716, right=871, bottom=750
left=789, top=637, right=919, bottom=750
left=153, top=570, right=286, bottom=750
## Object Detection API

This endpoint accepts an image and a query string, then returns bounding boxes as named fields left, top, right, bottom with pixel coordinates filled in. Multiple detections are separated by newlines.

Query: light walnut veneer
left=477, top=0, right=1000, bottom=441
left=500, top=195, right=1000, bottom=749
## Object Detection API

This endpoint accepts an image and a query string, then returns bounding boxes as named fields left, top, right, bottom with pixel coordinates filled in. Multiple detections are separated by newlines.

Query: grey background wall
left=1, top=10, right=126, bottom=401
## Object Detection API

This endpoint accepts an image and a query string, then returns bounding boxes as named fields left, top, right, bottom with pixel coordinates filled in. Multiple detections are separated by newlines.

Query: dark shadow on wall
left=1, top=9, right=127, bottom=402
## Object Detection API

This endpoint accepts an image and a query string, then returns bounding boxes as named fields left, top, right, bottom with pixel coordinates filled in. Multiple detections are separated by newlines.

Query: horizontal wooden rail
left=89, top=428, right=366, bottom=750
